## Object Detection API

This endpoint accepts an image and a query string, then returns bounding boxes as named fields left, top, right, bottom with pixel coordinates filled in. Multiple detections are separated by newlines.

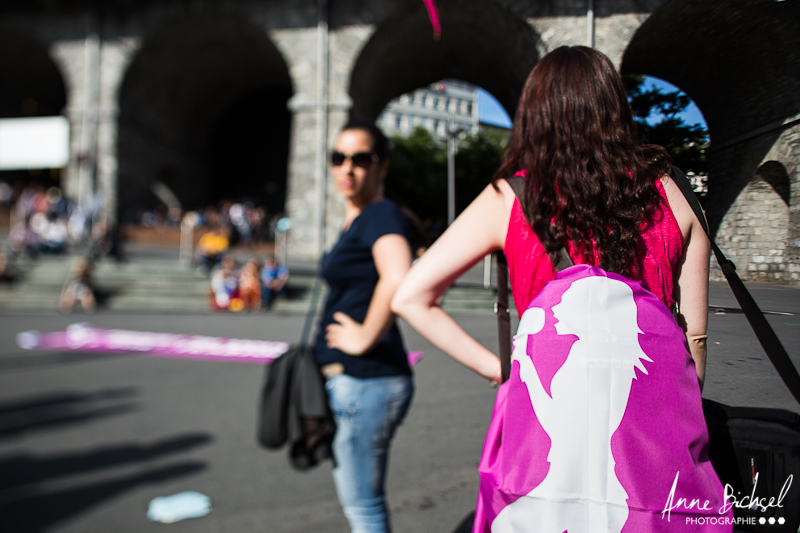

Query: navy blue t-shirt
left=314, top=199, right=413, bottom=378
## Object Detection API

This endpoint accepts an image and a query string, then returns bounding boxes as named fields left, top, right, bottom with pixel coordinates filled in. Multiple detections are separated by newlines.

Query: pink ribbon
left=422, top=0, right=441, bottom=39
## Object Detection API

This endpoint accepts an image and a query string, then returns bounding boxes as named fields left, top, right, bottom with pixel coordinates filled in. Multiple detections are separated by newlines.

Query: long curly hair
left=493, top=46, right=670, bottom=278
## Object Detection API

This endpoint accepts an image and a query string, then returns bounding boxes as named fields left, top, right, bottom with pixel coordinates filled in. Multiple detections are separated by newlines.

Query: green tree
left=385, top=127, right=446, bottom=235
left=624, top=75, right=709, bottom=177
left=454, top=129, right=507, bottom=214
left=385, top=126, right=507, bottom=239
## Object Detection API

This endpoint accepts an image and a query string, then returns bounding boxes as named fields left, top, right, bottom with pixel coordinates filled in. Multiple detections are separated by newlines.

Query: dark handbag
left=671, top=167, right=800, bottom=532
left=257, top=279, right=335, bottom=470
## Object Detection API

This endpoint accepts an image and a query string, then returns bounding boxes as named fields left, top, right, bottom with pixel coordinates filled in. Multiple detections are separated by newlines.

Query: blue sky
left=642, top=77, right=706, bottom=128
left=478, top=76, right=707, bottom=130
left=478, top=89, right=513, bottom=128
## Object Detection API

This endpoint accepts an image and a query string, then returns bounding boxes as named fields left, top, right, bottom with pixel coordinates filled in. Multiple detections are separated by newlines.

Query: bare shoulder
left=659, top=172, right=695, bottom=241
left=494, top=177, right=519, bottom=215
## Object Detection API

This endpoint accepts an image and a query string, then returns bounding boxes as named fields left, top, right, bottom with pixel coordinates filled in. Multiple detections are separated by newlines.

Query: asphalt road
left=0, top=281, right=798, bottom=533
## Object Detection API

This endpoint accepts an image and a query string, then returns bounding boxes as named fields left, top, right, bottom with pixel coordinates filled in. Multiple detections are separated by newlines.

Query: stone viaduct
left=1, top=0, right=798, bottom=282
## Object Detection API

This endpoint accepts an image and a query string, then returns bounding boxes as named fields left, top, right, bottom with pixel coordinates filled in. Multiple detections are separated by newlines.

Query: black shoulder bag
left=257, top=279, right=335, bottom=470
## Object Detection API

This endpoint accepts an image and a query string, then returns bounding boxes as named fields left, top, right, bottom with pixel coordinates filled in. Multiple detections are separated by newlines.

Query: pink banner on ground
left=16, top=323, right=424, bottom=367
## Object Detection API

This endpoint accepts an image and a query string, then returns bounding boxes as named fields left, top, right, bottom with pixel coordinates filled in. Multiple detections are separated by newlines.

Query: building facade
left=378, top=79, right=480, bottom=140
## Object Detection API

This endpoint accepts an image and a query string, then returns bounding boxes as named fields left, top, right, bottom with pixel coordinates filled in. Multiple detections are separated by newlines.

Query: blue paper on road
left=146, top=491, right=211, bottom=523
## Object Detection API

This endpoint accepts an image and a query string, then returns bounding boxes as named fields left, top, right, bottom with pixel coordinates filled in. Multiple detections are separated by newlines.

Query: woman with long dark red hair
left=392, top=47, right=720, bottom=531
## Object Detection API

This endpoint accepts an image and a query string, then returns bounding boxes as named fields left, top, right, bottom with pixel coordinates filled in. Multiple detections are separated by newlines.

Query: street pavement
left=0, top=281, right=798, bottom=532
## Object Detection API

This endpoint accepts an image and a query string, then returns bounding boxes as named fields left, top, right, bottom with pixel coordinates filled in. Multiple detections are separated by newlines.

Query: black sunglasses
left=330, top=151, right=380, bottom=168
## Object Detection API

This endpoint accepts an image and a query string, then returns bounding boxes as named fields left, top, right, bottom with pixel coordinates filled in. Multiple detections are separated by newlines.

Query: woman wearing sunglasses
left=315, top=120, right=414, bottom=533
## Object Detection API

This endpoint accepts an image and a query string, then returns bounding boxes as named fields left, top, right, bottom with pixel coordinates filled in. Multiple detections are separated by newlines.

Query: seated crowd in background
left=1, top=180, right=119, bottom=262
left=5, top=183, right=84, bottom=257
left=126, top=200, right=285, bottom=250
left=207, top=255, right=288, bottom=312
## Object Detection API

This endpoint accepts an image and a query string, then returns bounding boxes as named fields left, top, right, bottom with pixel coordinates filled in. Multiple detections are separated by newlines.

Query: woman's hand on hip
left=326, top=311, right=369, bottom=355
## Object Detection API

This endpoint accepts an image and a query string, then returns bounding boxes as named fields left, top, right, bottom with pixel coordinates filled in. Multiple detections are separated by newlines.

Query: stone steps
left=0, top=253, right=510, bottom=315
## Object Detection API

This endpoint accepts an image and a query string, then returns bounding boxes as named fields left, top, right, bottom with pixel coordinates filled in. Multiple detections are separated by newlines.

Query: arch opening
left=348, top=0, right=540, bottom=123
left=117, top=15, right=292, bottom=222
left=377, top=78, right=510, bottom=237
left=717, top=160, right=790, bottom=280
left=621, top=0, right=800, bottom=240
left=0, top=26, right=68, bottom=195
left=755, top=161, right=791, bottom=207
left=623, top=74, right=709, bottom=195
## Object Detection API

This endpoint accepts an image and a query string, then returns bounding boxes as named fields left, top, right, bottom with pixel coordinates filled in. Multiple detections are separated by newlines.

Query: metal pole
left=279, top=230, right=288, bottom=267
left=447, top=132, right=456, bottom=225
left=587, top=0, right=595, bottom=48
left=446, top=121, right=464, bottom=225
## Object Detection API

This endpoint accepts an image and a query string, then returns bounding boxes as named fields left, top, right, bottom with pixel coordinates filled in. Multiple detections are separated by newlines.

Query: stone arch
left=756, top=161, right=791, bottom=207
left=0, top=25, right=66, bottom=119
left=0, top=25, right=68, bottom=191
left=348, top=0, right=541, bottom=122
left=117, top=14, right=293, bottom=217
left=620, top=0, right=800, bottom=238
left=716, top=161, right=790, bottom=281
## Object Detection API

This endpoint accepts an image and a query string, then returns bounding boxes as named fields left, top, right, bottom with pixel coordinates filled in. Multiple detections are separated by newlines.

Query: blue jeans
left=325, top=373, right=414, bottom=533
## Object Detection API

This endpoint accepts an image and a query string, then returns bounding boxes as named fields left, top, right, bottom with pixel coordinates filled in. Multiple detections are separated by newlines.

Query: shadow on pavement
left=452, top=511, right=475, bottom=532
left=0, top=430, right=212, bottom=532
left=0, top=433, right=212, bottom=491
left=0, top=350, right=128, bottom=372
left=0, top=461, right=207, bottom=533
left=0, top=388, right=139, bottom=439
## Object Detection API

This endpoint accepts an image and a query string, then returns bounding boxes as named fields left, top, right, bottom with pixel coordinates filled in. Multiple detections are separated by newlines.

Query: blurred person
left=229, top=202, right=251, bottom=246
left=207, top=255, right=239, bottom=310
left=15, top=183, right=38, bottom=219
left=195, top=224, right=230, bottom=274
left=8, top=215, right=40, bottom=259
left=46, top=187, right=67, bottom=217
left=33, top=211, right=68, bottom=255
left=313, top=120, right=414, bottom=533
left=238, top=257, right=262, bottom=311
left=260, top=256, right=289, bottom=310
left=167, top=207, right=183, bottom=227
left=250, top=206, right=269, bottom=243
left=0, top=251, right=18, bottom=284
left=59, top=258, right=96, bottom=314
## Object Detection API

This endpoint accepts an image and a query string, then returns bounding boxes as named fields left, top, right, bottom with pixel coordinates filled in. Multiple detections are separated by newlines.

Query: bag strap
left=669, top=166, right=800, bottom=407
left=299, top=277, right=323, bottom=346
left=495, top=176, right=573, bottom=382
left=495, top=251, right=512, bottom=382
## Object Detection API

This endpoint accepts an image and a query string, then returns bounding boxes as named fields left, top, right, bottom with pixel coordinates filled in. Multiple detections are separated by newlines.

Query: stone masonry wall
left=711, top=124, right=800, bottom=285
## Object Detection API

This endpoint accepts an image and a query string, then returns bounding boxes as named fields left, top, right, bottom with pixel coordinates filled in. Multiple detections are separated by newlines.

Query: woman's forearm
left=397, top=299, right=501, bottom=382
left=392, top=183, right=510, bottom=384
left=355, top=275, right=404, bottom=353
left=687, top=334, right=707, bottom=391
